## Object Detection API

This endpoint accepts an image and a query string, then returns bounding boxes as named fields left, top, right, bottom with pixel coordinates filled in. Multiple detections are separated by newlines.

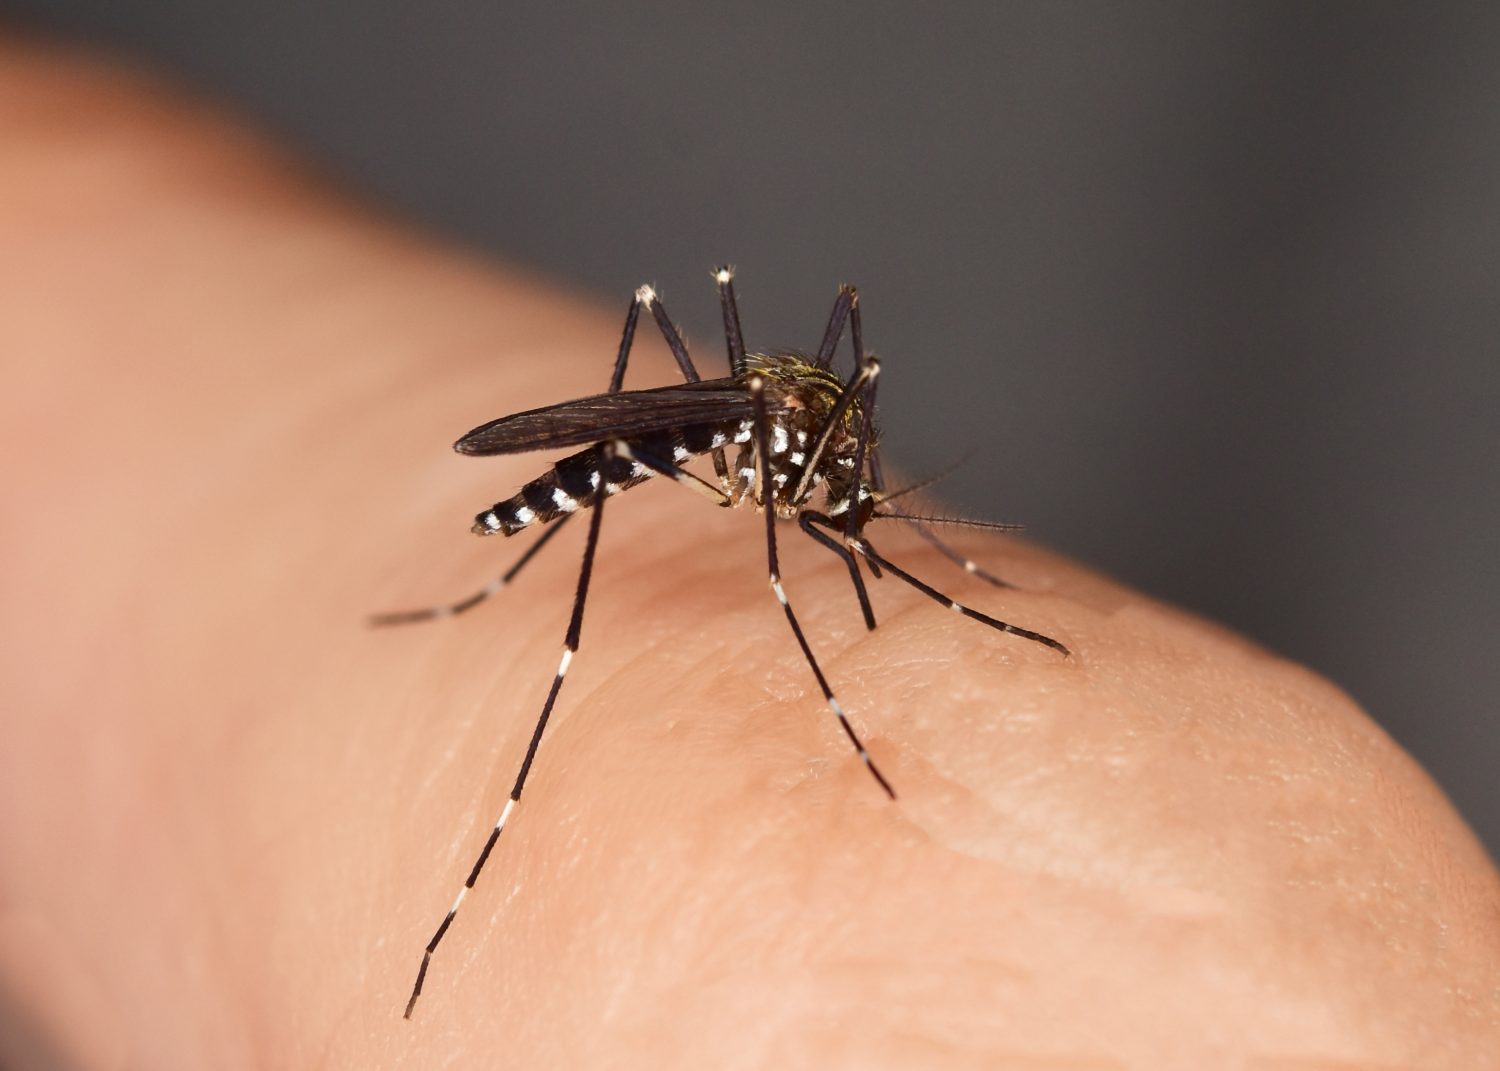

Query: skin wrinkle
left=4, top=37, right=1500, bottom=1070
left=385, top=511, right=1499, bottom=1067
left=483, top=525, right=1440, bottom=1062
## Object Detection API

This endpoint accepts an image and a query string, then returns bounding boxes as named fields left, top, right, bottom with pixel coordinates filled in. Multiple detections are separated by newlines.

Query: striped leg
left=374, top=283, right=700, bottom=627
left=748, top=374, right=896, bottom=800
left=638, top=282, right=732, bottom=487
left=797, top=294, right=883, bottom=626
left=400, top=282, right=701, bottom=1016
left=788, top=352, right=879, bottom=505
left=369, top=517, right=573, bottom=625
left=714, top=265, right=747, bottom=378
left=798, top=511, right=877, bottom=631
left=908, top=518, right=1016, bottom=589
left=789, top=288, right=879, bottom=510
left=847, top=535, right=1071, bottom=657
left=814, top=283, right=855, bottom=367
left=839, top=293, right=881, bottom=591
left=404, top=481, right=610, bottom=1019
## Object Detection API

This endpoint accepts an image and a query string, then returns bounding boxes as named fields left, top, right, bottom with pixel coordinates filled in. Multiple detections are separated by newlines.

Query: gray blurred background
left=10, top=3, right=1497, bottom=850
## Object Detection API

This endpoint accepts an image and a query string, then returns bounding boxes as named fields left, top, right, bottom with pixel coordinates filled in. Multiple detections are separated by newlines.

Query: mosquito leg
left=907, top=518, right=1016, bottom=589
left=841, top=298, right=883, bottom=580
left=788, top=349, right=878, bottom=504
left=798, top=511, right=877, bottom=631
left=379, top=277, right=734, bottom=626
left=866, top=448, right=1014, bottom=587
left=404, top=475, right=611, bottom=1020
left=370, top=515, right=575, bottom=626
left=791, top=289, right=882, bottom=622
left=868, top=445, right=889, bottom=495
left=611, top=449, right=875, bottom=635
left=848, top=535, right=1070, bottom=657
left=602, top=290, right=640, bottom=391
left=400, top=287, right=662, bottom=1013
left=814, top=284, right=855, bottom=367
left=714, top=265, right=747, bottom=378
left=378, top=289, right=652, bottom=627
left=749, top=374, right=895, bottom=800
left=610, top=440, right=733, bottom=508
left=637, top=284, right=732, bottom=487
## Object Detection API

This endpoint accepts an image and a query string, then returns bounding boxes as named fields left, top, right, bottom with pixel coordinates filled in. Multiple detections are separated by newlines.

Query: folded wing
left=454, top=378, right=770, bottom=456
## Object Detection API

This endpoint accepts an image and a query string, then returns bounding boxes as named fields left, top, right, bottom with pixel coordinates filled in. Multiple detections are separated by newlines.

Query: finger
left=2, top=37, right=1498, bottom=1071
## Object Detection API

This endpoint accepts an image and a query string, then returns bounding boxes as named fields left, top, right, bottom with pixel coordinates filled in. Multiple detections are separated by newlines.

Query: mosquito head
left=744, top=353, right=874, bottom=445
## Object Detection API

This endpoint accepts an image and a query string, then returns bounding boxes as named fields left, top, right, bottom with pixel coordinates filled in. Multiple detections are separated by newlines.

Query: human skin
left=1, top=36, right=1497, bottom=1071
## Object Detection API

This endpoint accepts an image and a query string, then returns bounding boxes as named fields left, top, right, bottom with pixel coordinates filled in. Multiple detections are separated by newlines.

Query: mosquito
left=376, top=267, right=1070, bottom=1019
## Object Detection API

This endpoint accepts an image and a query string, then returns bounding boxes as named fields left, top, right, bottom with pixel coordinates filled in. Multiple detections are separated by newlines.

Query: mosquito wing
left=454, top=378, right=769, bottom=456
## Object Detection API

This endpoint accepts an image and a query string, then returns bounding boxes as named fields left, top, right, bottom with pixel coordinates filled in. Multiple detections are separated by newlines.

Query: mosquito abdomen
left=472, top=422, right=740, bottom=536
left=473, top=447, right=625, bottom=535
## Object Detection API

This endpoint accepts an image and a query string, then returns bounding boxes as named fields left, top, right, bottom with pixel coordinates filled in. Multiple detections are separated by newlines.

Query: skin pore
left=2, top=35, right=1498, bottom=1070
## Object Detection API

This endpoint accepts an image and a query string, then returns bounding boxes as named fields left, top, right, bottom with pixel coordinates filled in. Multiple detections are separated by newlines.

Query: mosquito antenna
left=888, top=516, right=1020, bottom=588
left=870, top=506, right=1025, bottom=588
left=870, top=511, right=1025, bottom=532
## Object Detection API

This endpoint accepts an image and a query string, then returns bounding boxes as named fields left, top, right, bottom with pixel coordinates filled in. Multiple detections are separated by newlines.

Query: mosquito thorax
left=733, top=352, right=875, bottom=517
